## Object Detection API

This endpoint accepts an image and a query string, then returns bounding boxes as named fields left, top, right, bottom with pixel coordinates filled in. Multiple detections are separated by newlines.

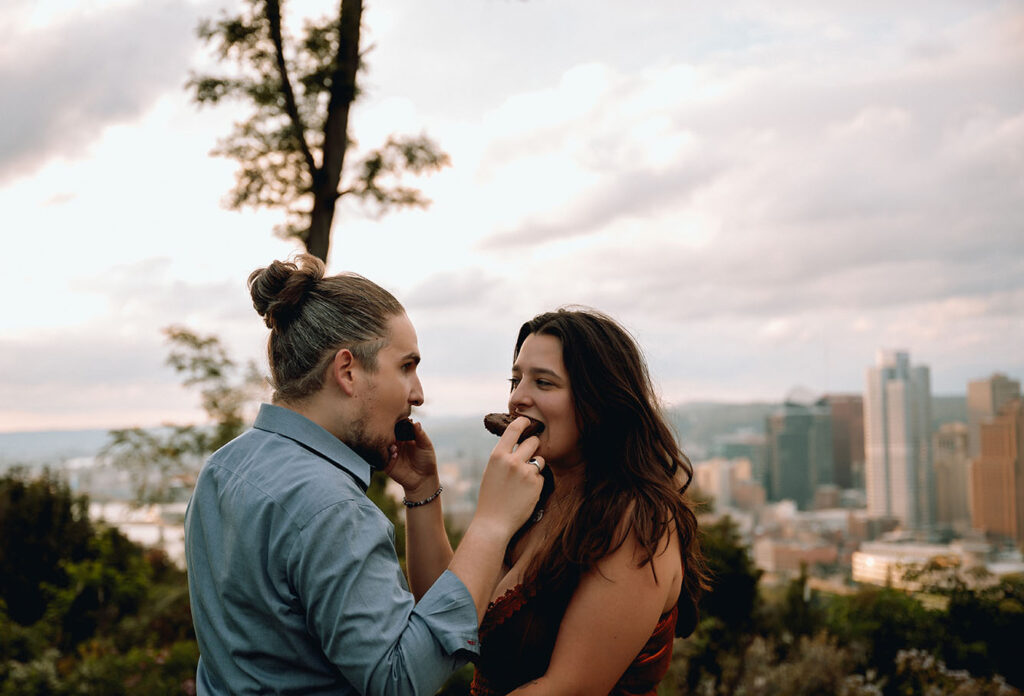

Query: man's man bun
left=248, top=254, right=325, bottom=331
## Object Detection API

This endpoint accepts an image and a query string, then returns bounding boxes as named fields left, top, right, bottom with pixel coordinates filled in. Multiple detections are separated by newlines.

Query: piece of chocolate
left=483, top=413, right=545, bottom=443
left=394, top=419, right=416, bottom=442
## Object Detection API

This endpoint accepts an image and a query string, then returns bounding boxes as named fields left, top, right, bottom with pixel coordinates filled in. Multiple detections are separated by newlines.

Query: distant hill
left=0, top=395, right=968, bottom=467
left=0, top=429, right=112, bottom=464
left=664, top=402, right=778, bottom=458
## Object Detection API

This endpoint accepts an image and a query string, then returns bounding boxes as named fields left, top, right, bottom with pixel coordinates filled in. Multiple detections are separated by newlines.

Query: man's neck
left=274, top=394, right=346, bottom=442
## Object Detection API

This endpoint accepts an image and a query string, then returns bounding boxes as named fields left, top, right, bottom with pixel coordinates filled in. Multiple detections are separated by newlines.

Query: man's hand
left=383, top=421, right=439, bottom=501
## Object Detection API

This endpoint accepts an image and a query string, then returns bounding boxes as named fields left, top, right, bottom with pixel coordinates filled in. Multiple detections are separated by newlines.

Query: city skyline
left=2, top=0, right=1023, bottom=432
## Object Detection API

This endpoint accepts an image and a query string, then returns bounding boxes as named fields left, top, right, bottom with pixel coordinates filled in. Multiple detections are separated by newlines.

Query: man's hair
left=248, top=254, right=404, bottom=403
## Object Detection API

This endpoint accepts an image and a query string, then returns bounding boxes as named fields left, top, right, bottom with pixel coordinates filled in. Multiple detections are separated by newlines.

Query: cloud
left=445, top=0, right=1024, bottom=337
left=0, top=279, right=267, bottom=431
left=403, top=268, right=503, bottom=312
left=4, top=0, right=1024, bottom=429
left=481, top=156, right=724, bottom=249
left=0, top=328, right=175, bottom=389
left=70, top=258, right=255, bottom=326
left=0, top=0, right=206, bottom=183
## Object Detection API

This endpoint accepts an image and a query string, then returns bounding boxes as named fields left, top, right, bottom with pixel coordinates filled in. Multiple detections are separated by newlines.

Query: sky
left=1, top=0, right=1023, bottom=432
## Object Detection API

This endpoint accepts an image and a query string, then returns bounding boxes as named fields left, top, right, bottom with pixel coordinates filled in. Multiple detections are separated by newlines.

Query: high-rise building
left=824, top=394, right=864, bottom=489
left=933, top=422, right=970, bottom=532
left=864, top=350, right=935, bottom=529
left=969, top=399, right=1024, bottom=546
left=766, top=391, right=833, bottom=510
left=967, top=373, right=1021, bottom=457
left=692, top=457, right=765, bottom=511
left=715, top=431, right=769, bottom=492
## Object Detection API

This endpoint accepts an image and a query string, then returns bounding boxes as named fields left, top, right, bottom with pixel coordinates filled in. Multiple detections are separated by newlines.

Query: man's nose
left=409, top=375, right=424, bottom=407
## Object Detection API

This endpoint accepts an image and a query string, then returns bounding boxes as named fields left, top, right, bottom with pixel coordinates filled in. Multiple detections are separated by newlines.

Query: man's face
left=348, top=312, right=423, bottom=469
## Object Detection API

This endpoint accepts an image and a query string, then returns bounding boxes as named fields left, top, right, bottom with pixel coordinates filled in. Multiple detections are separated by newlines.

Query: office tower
left=864, top=350, right=935, bottom=529
left=824, top=394, right=865, bottom=489
left=765, top=391, right=833, bottom=510
left=716, top=431, right=769, bottom=492
left=968, top=374, right=1021, bottom=457
left=969, top=399, right=1024, bottom=545
left=693, top=457, right=766, bottom=511
left=933, top=422, right=970, bottom=532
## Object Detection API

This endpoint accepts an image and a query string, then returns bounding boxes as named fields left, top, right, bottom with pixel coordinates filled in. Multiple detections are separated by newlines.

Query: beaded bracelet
left=402, top=485, right=443, bottom=508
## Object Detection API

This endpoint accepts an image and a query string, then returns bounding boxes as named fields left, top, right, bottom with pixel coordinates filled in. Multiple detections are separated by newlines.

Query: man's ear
left=329, top=348, right=358, bottom=397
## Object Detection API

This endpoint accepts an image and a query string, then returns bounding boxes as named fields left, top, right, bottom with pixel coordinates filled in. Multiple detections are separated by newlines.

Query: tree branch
left=306, top=0, right=363, bottom=261
left=265, top=0, right=317, bottom=177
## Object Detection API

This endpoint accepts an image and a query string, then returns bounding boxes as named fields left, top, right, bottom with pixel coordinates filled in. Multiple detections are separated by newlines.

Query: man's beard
left=347, top=409, right=391, bottom=470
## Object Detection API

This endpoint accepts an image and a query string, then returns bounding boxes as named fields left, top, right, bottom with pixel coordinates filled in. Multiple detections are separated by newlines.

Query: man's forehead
left=384, top=312, right=419, bottom=354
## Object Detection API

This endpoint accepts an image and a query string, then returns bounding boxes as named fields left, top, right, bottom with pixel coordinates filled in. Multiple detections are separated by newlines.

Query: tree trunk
left=306, top=0, right=363, bottom=263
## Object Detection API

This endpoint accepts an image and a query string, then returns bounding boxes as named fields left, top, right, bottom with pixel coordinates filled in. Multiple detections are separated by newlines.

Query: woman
left=471, top=308, right=708, bottom=696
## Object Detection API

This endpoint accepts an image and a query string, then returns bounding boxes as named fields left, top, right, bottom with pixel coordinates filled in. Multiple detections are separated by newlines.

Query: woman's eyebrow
left=512, top=366, right=561, bottom=379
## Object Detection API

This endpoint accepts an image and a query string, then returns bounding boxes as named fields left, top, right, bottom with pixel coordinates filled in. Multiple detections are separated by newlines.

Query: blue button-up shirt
left=185, top=403, right=479, bottom=695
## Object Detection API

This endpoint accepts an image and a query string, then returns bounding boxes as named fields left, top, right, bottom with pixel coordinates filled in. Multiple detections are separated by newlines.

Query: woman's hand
left=449, top=417, right=547, bottom=622
left=473, top=416, right=546, bottom=539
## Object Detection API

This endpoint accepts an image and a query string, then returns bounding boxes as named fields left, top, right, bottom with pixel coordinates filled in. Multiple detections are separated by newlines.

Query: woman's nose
left=509, top=383, right=531, bottom=411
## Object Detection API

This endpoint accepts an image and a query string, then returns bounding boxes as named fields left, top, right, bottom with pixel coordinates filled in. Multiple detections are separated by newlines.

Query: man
left=185, top=255, right=544, bottom=694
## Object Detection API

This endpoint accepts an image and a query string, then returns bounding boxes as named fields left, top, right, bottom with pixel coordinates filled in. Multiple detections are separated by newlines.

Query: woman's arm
left=510, top=525, right=682, bottom=696
left=385, top=422, right=453, bottom=600
left=390, top=417, right=544, bottom=614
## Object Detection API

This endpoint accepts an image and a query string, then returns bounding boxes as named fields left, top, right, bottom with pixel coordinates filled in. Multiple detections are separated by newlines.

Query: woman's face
left=509, top=333, right=581, bottom=467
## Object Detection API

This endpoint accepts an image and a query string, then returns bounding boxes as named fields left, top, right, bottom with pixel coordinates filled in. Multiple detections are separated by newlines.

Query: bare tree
left=189, top=0, right=449, bottom=261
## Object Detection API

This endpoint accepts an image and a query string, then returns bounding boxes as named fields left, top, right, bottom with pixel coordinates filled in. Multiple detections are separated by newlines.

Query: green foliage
left=887, top=649, right=1020, bottom=696
left=825, top=585, right=940, bottom=681
left=665, top=514, right=1022, bottom=694
left=188, top=0, right=449, bottom=259
left=55, top=640, right=199, bottom=696
left=100, top=327, right=265, bottom=506
left=732, top=633, right=861, bottom=696
left=435, top=664, right=473, bottom=695
left=699, top=516, right=763, bottom=633
left=42, top=528, right=153, bottom=649
left=760, top=564, right=828, bottom=650
left=0, top=471, right=197, bottom=694
left=163, top=326, right=264, bottom=451
left=909, top=561, right=1024, bottom=687
left=673, top=516, right=764, bottom=692
left=342, top=135, right=451, bottom=211
left=1, top=640, right=199, bottom=696
left=0, top=470, right=93, bottom=626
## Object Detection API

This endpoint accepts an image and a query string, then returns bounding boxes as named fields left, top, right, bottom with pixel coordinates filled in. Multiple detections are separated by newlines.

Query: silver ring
left=528, top=458, right=543, bottom=473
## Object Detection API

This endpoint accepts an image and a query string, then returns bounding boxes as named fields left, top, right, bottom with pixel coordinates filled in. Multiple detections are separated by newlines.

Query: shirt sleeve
left=288, top=498, right=479, bottom=696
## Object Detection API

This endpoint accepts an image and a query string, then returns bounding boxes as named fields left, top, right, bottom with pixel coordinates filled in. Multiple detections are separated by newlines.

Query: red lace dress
left=469, top=580, right=679, bottom=696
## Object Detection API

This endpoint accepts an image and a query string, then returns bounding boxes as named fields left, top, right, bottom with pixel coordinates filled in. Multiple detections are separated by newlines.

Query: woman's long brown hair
left=509, top=308, right=709, bottom=636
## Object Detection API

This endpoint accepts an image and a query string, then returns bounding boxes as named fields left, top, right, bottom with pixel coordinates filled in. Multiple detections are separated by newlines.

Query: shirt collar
left=252, top=403, right=372, bottom=491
